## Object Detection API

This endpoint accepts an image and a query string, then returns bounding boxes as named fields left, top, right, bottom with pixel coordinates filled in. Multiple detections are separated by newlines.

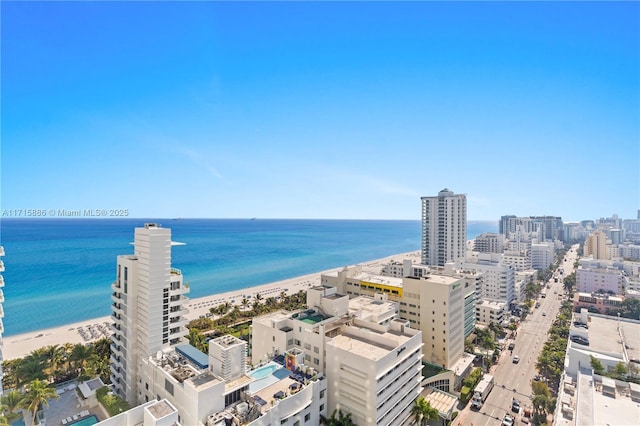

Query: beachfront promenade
left=3, top=250, right=420, bottom=360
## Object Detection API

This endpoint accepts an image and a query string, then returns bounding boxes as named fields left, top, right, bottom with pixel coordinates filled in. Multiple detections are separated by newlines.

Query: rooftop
left=146, top=399, right=176, bottom=420
left=353, top=273, right=403, bottom=288
left=584, top=315, right=640, bottom=362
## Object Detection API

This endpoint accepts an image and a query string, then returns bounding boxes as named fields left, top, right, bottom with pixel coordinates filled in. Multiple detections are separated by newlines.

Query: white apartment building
left=325, top=319, right=423, bottom=426
left=617, top=243, right=640, bottom=260
left=251, top=288, right=422, bottom=426
left=110, top=224, right=190, bottom=405
left=502, top=250, right=532, bottom=272
left=458, top=256, right=515, bottom=306
left=531, top=242, right=555, bottom=270
left=473, top=233, right=505, bottom=254
left=136, top=335, right=327, bottom=426
left=475, top=300, right=507, bottom=326
left=421, top=188, right=467, bottom=267
left=0, top=245, right=5, bottom=396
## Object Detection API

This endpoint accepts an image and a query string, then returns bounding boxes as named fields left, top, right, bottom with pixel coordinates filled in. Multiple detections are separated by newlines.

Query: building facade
left=584, top=230, right=608, bottom=260
left=110, top=224, right=190, bottom=405
left=421, top=189, right=467, bottom=267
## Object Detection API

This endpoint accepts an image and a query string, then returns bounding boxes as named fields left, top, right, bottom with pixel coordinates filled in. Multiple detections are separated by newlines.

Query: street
left=457, top=245, right=579, bottom=425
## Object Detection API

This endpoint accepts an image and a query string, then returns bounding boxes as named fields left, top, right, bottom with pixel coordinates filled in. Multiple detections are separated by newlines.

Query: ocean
left=0, top=218, right=496, bottom=335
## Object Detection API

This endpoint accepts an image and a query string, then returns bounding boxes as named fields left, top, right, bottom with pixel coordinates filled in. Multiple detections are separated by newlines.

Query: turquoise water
left=250, top=363, right=279, bottom=379
left=10, top=416, right=25, bottom=426
left=0, top=218, right=496, bottom=335
left=68, top=415, right=98, bottom=426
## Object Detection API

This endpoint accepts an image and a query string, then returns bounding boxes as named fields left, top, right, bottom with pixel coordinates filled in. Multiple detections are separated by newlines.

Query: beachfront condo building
left=110, top=224, right=190, bottom=405
left=251, top=286, right=423, bottom=426
left=421, top=189, right=467, bottom=267
left=0, top=245, right=5, bottom=396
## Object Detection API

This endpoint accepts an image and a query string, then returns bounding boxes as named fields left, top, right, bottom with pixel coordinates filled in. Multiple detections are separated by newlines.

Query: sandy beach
left=3, top=250, right=420, bottom=360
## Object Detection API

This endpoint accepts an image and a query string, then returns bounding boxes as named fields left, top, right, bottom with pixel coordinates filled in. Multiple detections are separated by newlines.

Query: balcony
left=0, top=289, right=4, bottom=303
left=0, top=246, right=5, bottom=256
left=112, top=303, right=126, bottom=317
left=0, top=261, right=4, bottom=272
left=111, top=281, right=121, bottom=292
left=0, top=276, right=4, bottom=288
left=110, top=344, right=124, bottom=359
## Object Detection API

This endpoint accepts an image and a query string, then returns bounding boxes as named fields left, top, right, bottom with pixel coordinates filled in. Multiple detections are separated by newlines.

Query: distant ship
left=250, top=217, right=256, bottom=221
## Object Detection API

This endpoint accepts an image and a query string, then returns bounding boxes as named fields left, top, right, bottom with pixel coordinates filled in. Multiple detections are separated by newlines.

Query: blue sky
left=2, top=1, right=638, bottom=221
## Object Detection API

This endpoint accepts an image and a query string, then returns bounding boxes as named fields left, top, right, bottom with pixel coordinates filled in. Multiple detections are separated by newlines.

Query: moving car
left=542, top=311, right=546, bottom=316
left=513, top=355, right=520, bottom=363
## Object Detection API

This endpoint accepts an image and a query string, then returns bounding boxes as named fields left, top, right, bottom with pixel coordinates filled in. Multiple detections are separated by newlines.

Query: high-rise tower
left=110, top=224, right=190, bottom=405
left=421, top=188, right=467, bottom=266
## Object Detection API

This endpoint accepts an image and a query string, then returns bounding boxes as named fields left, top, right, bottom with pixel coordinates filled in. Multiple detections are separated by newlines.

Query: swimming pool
left=250, top=363, right=278, bottom=379
left=68, top=415, right=99, bottom=426
left=10, top=415, right=25, bottom=426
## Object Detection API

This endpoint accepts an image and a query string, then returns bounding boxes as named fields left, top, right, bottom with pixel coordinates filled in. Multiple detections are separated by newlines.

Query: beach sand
left=3, top=250, right=420, bottom=360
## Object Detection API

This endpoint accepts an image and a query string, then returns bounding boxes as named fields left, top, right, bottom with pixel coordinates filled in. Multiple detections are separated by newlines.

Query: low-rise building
left=553, top=311, right=640, bottom=426
left=475, top=300, right=506, bottom=325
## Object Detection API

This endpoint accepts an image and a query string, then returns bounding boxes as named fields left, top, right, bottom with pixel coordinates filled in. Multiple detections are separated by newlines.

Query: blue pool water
left=11, top=416, right=25, bottom=426
left=68, top=415, right=99, bottom=426
left=250, top=363, right=279, bottom=379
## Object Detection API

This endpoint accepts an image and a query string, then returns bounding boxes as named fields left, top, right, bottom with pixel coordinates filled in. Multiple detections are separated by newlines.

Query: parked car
left=542, top=311, right=547, bottom=316
left=502, top=413, right=515, bottom=426
left=512, top=398, right=521, bottom=413
left=513, top=355, right=520, bottom=363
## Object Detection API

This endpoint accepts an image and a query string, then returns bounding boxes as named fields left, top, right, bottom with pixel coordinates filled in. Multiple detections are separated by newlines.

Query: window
left=320, top=390, right=325, bottom=399
left=320, top=404, right=325, bottom=412
left=145, top=383, right=149, bottom=390
left=164, top=379, right=174, bottom=396
left=305, top=413, right=311, bottom=422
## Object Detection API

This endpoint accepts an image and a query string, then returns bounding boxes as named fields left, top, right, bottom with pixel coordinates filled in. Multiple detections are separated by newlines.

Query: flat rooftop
left=146, top=399, right=176, bottom=420
left=354, top=273, right=403, bottom=287
left=573, top=368, right=640, bottom=426
left=328, top=324, right=415, bottom=361
left=585, top=316, right=640, bottom=361
left=348, top=296, right=396, bottom=317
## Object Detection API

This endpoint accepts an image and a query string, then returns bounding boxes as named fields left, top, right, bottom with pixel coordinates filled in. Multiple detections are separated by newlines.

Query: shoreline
left=2, top=250, right=420, bottom=360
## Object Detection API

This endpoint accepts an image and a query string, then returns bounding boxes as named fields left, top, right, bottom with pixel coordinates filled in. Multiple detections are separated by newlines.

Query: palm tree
left=241, top=297, right=249, bottom=311
left=1, top=390, right=24, bottom=423
left=320, top=409, right=355, bottom=425
left=15, top=355, right=46, bottom=388
left=69, top=344, right=92, bottom=376
left=20, top=379, right=59, bottom=426
left=411, top=396, right=440, bottom=425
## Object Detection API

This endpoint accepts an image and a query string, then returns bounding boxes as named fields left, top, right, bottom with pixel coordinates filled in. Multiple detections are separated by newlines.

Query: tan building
left=584, top=230, right=609, bottom=260
left=322, top=267, right=465, bottom=369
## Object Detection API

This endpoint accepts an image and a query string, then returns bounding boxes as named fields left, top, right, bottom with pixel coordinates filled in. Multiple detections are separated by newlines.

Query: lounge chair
left=80, top=410, right=90, bottom=417
left=72, top=415, right=78, bottom=420
left=61, top=419, right=67, bottom=425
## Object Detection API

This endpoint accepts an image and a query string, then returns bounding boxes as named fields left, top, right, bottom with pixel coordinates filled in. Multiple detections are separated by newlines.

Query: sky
left=1, top=1, right=639, bottom=222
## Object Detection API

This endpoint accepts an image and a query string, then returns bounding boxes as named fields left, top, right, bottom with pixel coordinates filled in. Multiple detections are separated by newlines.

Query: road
left=458, top=244, right=579, bottom=426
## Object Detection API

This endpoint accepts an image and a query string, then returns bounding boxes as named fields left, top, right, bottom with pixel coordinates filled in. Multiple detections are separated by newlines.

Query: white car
left=513, top=355, right=520, bottom=363
left=502, top=414, right=515, bottom=426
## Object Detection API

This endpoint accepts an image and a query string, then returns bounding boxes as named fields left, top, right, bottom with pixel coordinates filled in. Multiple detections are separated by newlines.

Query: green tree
left=70, top=343, right=92, bottom=376
left=20, top=379, right=59, bottom=426
left=590, top=355, right=605, bottom=375
left=410, top=396, right=440, bottom=425
left=241, top=297, right=249, bottom=311
left=0, top=390, right=24, bottom=423
left=320, top=409, right=356, bottom=426
left=15, top=355, right=46, bottom=388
